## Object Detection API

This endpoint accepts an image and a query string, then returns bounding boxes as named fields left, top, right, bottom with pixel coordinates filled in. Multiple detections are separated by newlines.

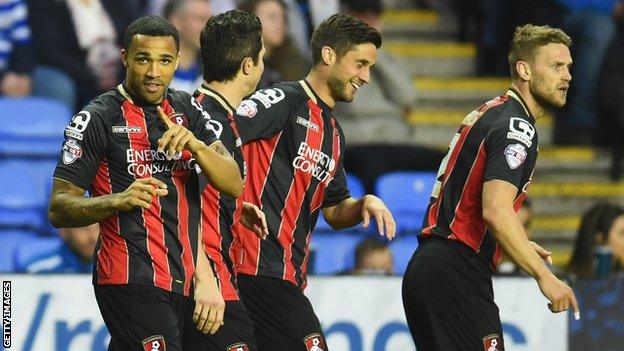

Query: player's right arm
left=48, top=177, right=168, bottom=228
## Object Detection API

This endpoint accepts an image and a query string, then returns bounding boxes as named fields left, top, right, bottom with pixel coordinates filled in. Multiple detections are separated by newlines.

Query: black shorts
left=401, top=237, right=505, bottom=351
left=237, top=274, right=328, bottom=351
left=182, top=299, right=257, bottom=351
left=94, top=283, right=187, bottom=351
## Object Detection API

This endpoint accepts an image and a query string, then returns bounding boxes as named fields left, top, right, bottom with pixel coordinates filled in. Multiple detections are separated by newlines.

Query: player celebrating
left=183, top=10, right=268, bottom=351
left=48, top=16, right=243, bottom=350
left=231, top=13, right=396, bottom=350
left=402, top=24, right=580, bottom=351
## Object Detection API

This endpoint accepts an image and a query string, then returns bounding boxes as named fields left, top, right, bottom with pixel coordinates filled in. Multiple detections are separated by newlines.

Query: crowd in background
left=1, top=0, right=623, bottom=280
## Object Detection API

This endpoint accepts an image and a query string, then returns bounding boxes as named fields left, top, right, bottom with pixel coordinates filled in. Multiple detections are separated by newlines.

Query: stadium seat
left=375, top=171, right=437, bottom=234
left=389, top=235, right=419, bottom=275
left=13, top=236, right=63, bottom=273
left=310, top=233, right=361, bottom=275
left=0, top=97, right=70, bottom=158
left=0, top=230, right=39, bottom=272
left=0, top=160, right=57, bottom=232
left=315, top=173, right=366, bottom=233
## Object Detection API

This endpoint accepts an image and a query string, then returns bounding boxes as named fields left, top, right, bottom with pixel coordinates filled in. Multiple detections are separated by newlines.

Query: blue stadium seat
left=310, top=233, right=361, bottom=275
left=315, top=173, right=366, bottom=233
left=13, top=236, right=63, bottom=273
left=0, top=97, right=70, bottom=158
left=389, top=235, right=419, bottom=275
left=0, top=230, right=38, bottom=272
left=375, top=171, right=437, bottom=234
left=0, top=160, right=57, bottom=232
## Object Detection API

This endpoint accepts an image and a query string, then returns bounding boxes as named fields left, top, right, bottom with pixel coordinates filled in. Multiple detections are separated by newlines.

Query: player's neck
left=205, top=80, right=246, bottom=109
left=305, top=70, right=335, bottom=108
left=510, top=81, right=544, bottom=118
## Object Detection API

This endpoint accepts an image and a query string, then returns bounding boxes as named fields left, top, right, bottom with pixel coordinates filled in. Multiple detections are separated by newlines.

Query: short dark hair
left=355, top=237, right=389, bottom=268
left=123, top=15, right=180, bottom=52
left=200, top=10, right=263, bottom=83
left=508, top=24, right=572, bottom=80
left=310, top=13, right=382, bottom=65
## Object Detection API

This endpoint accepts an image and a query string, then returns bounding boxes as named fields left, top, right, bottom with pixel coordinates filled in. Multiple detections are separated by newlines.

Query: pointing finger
left=157, top=106, right=175, bottom=129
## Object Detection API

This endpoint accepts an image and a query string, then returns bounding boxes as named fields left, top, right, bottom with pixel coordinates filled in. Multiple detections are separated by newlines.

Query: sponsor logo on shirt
left=296, top=116, right=320, bottom=132
left=293, top=142, right=336, bottom=185
left=62, top=139, right=83, bottom=165
left=126, top=149, right=195, bottom=177
left=142, top=335, right=166, bottom=351
left=112, top=126, right=142, bottom=134
left=504, top=143, right=527, bottom=169
left=248, top=88, right=285, bottom=108
left=482, top=334, right=501, bottom=351
left=226, top=342, right=250, bottom=351
left=507, top=117, right=534, bottom=147
left=304, top=333, right=326, bottom=351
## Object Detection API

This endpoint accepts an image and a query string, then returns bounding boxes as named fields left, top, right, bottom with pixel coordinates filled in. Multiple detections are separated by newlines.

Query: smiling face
left=122, top=34, right=179, bottom=104
left=326, top=42, right=377, bottom=103
left=527, top=43, right=572, bottom=109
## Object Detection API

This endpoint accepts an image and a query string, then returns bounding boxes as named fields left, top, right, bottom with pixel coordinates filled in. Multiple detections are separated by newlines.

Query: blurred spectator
left=149, top=0, right=234, bottom=16
left=0, top=0, right=35, bottom=98
left=351, top=237, right=394, bottom=276
left=597, top=18, right=624, bottom=180
left=28, top=0, right=139, bottom=111
left=17, top=224, right=99, bottom=273
left=497, top=199, right=533, bottom=275
left=567, top=202, right=624, bottom=278
left=164, top=0, right=212, bottom=93
left=553, top=0, right=624, bottom=145
left=334, top=0, right=416, bottom=145
left=239, top=0, right=310, bottom=88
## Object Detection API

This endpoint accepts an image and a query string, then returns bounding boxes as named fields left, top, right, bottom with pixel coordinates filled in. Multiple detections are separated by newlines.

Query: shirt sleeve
left=53, top=107, right=108, bottom=191
left=483, top=118, right=535, bottom=189
left=189, top=96, right=219, bottom=146
left=322, top=166, right=351, bottom=207
left=233, top=86, right=295, bottom=143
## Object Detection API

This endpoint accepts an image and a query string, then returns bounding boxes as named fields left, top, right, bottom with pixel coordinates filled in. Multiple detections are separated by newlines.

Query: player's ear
left=121, top=49, right=129, bottom=68
left=321, top=46, right=336, bottom=66
left=242, top=56, right=253, bottom=75
left=516, top=61, right=531, bottom=81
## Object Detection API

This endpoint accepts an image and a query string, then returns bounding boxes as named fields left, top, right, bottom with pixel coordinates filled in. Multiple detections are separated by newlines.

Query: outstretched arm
left=322, top=195, right=396, bottom=240
left=48, top=177, right=168, bottom=228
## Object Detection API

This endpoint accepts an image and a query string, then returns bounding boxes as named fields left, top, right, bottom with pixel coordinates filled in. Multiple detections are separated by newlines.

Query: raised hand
left=157, top=106, right=203, bottom=160
left=112, top=177, right=168, bottom=211
left=361, top=195, right=396, bottom=240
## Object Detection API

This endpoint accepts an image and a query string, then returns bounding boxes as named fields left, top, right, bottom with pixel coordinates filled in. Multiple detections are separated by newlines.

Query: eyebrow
left=134, top=51, right=176, bottom=59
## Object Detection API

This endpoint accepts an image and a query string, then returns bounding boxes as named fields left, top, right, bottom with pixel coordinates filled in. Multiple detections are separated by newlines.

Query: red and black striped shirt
left=232, top=80, right=350, bottom=289
left=421, top=89, right=538, bottom=270
left=193, top=85, right=245, bottom=301
left=54, top=85, right=219, bottom=296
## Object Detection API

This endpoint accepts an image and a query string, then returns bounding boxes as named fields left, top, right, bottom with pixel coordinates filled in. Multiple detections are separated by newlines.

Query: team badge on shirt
left=236, top=99, right=258, bottom=118
left=504, top=143, right=527, bottom=169
left=61, top=139, right=83, bottom=165
left=142, top=335, right=166, bottom=351
left=482, top=334, right=501, bottom=351
left=304, top=333, right=326, bottom=351
left=226, top=342, right=250, bottom=351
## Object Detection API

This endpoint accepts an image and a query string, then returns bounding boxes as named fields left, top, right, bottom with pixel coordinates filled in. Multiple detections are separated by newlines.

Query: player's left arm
left=322, top=195, right=396, bottom=240
left=321, top=167, right=395, bottom=239
left=193, top=233, right=225, bottom=335
left=156, top=106, right=243, bottom=198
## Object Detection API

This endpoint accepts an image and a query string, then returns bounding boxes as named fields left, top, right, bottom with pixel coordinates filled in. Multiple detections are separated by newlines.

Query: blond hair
left=508, top=24, right=572, bottom=80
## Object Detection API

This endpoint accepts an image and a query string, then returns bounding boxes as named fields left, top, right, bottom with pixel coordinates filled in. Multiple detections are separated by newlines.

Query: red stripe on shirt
left=276, top=100, right=324, bottom=284
left=122, top=100, right=172, bottom=291
left=92, top=160, right=127, bottom=284
left=235, top=132, right=282, bottom=276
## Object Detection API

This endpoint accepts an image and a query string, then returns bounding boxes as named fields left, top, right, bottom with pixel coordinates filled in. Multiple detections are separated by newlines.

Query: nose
left=147, top=62, right=161, bottom=78
left=563, top=67, right=572, bottom=82
left=360, top=67, right=371, bottom=84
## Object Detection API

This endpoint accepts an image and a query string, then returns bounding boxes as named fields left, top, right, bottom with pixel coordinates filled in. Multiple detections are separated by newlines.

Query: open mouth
left=144, top=82, right=162, bottom=93
left=350, top=81, right=361, bottom=92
